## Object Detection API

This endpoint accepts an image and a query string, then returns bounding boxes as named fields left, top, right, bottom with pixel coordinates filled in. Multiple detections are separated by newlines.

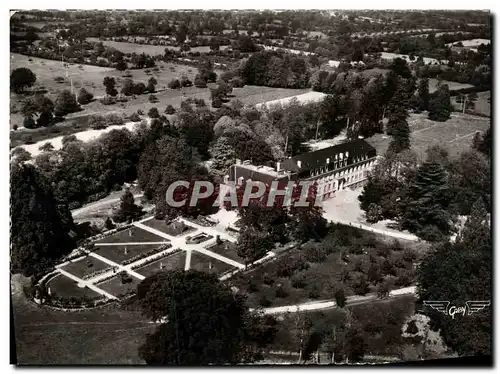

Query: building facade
left=225, top=139, right=378, bottom=201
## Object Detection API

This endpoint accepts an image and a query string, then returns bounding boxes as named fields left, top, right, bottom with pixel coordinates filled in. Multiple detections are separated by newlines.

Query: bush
left=23, top=135, right=34, bottom=144
left=275, top=285, right=289, bottom=298
left=304, top=245, right=327, bottom=263
left=148, top=107, right=160, bottom=119
left=168, top=79, right=181, bottom=89
left=100, top=95, right=116, bottom=105
left=165, top=105, right=175, bottom=114
left=88, top=114, right=107, bottom=129
left=54, top=76, right=65, bottom=83
left=132, top=82, right=146, bottom=95
left=247, top=279, right=260, bottom=293
left=13, top=124, right=18, bottom=131
left=262, top=272, right=274, bottom=285
left=149, top=94, right=158, bottom=103
left=230, top=76, right=245, bottom=87
left=129, top=112, right=141, bottom=122
left=23, top=116, right=36, bottom=129
left=308, top=284, right=321, bottom=299
left=194, top=98, right=206, bottom=107
left=212, top=97, right=222, bottom=108
left=180, top=76, right=192, bottom=87
left=105, top=113, right=124, bottom=127
left=258, top=295, right=272, bottom=307
left=77, top=88, right=94, bottom=105
left=194, top=74, right=207, bottom=88
left=406, top=320, right=419, bottom=335
left=291, top=272, right=307, bottom=289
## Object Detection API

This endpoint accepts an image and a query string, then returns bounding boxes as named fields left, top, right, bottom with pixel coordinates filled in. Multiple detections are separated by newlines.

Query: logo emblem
left=423, top=300, right=490, bottom=319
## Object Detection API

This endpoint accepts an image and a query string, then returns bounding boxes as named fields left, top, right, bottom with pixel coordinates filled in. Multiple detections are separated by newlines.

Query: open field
left=94, top=243, right=170, bottom=265
left=451, top=90, right=490, bottom=117
left=95, top=227, right=167, bottom=244
left=98, top=275, right=142, bottom=298
left=379, top=52, right=445, bottom=65
left=366, top=112, right=490, bottom=159
left=135, top=251, right=187, bottom=277
left=60, top=256, right=112, bottom=279
left=12, top=274, right=151, bottom=365
left=188, top=251, right=236, bottom=275
left=47, top=274, right=101, bottom=299
left=445, top=38, right=490, bottom=47
left=428, top=78, right=474, bottom=93
left=86, top=38, right=231, bottom=54
left=142, top=217, right=195, bottom=237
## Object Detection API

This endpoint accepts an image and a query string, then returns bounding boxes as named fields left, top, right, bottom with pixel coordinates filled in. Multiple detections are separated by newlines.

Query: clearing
left=366, top=112, right=490, bottom=159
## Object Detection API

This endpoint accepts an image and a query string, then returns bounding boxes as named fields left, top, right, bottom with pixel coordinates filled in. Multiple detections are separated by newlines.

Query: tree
left=10, top=163, right=75, bottom=276
left=334, top=289, right=346, bottom=308
left=417, top=78, right=430, bottom=111
left=11, top=68, right=36, bottom=94
left=194, top=74, right=207, bottom=88
left=148, top=107, right=160, bottom=119
left=473, top=127, right=491, bottom=157
left=54, top=90, right=80, bottom=117
left=132, top=82, right=147, bottom=95
left=77, top=88, right=94, bottom=105
left=147, top=77, right=157, bottom=93
left=236, top=228, right=272, bottom=268
left=460, top=198, right=490, bottom=250
left=180, top=76, right=192, bottom=87
left=113, top=188, right=143, bottom=223
left=104, top=217, right=115, bottom=230
left=137, top=270, right=272, bottom=364
left=165, top=105, right=176, bottom=115
left=428, top=84, right=453, bottom=122
left=401, top=162, right=454, bottom=242
left=103, top=76, right=118, bottom=96
left=387, top=109, right=411, bottom=154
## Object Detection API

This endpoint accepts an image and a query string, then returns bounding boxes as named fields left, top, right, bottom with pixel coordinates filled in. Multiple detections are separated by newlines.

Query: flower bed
left=130, top=248, right=182, bottom=270
left=121, top=244, right=172, bottom=266
left=82, top=266, right=118, bottom=281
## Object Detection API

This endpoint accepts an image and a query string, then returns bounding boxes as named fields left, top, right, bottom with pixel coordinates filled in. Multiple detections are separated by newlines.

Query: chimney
left=297, top=160, right=302, bottom=168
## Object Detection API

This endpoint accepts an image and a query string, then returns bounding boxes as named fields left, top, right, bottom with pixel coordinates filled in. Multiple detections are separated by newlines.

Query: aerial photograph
left=9, top=9, right=491, bottom=366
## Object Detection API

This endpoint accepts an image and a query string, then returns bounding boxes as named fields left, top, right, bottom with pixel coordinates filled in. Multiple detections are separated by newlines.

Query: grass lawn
left=366, top=112, right=490, bottom=160
left=60, top=256, right=112, bottom=279
left=135, top=251, right=186, bottom=277
left=12, top=275, right=151, bottom=364
left=46, top=274, right=101, bottom=299
left=94, top=243, right=170, bottom=265
left=205, top=240, right=242, bottom=263
left=142, top=218, right=196, bottom=237
left=188, top=251, right=236, bottom=275
left=97, top=275, right=142, bottom=298
left=95, top=226, right=167, bottom=244
left=451, top=90, right=490, bottom=117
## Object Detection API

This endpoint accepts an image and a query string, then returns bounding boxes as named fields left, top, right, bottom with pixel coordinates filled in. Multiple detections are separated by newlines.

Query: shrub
left=165, top=105, right=175, bottom=114
left=54, top=76, right=65, bottom=83
left=194, top=98, right=206, bottom=107
left=275, top=285, right=289, bottom=298
left=168, top=79, right=181, bottom=89
left=132, top=82, right=146, bottom=95
left=23, top=135, right=34, bottom=144
left=212, top=97, right=222, bottom=108
left=149, top=94, right=158, bottom=103
left=304, top=245, right=327, bottom=263
left=406, top=320, right=419, bottom=335
left=100, top=95, right=116, bottom=105
left=105, top=113, right=124, bottom=127
left=180, top=76, right=192, bottom=87
left=262, top=272, right=274, bottom=285
left=308, top=284, right=321, bottom=299
left=77, top=88, right=94, bottom=105
left=291, top=272, right=307, bottom=289
left=231, top=76, right=245, bottom=87
left=129, top=112, right=141, bottom=122
left=88, top=114, right=107, bottom=129
left=194, top=74, right=207, bottom=88
left=23, top=116, right=36, bottom=129
left=247, top=279, right=260, bottom=293
left=13, top=124, right=18, bottom=131
left=258, top=295, right=272, bottom=307
left=148, top=107, right=160, bottom=119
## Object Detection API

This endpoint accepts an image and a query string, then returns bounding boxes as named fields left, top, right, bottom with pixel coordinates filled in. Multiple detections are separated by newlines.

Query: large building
left=225, top=139, right=378, bottom=201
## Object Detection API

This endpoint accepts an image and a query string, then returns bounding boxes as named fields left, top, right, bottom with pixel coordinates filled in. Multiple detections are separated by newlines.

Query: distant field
left=451, top=90, right=490, bottom=117
left=86, top=38, right=230, bottom=54
left=380, top=52, right=445, bottom=65
left=367, top=112, right=490, bottom=159
left=428, top=78, right=474, bottom=93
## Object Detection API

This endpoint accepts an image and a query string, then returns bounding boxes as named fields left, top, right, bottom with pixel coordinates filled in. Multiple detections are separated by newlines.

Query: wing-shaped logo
left=424, top=301, right=450, bottom=315
left=466, top=301, right=491, bottom=315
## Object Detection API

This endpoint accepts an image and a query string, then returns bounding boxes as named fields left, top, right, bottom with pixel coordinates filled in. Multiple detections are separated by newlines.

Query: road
left=256, top=286, right=417, bottom=315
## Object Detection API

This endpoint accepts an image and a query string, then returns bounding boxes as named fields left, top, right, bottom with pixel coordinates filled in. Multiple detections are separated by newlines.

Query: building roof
left=280, top=139, right=376, bottom=173
left=228, top=164, right=295, bottom=188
